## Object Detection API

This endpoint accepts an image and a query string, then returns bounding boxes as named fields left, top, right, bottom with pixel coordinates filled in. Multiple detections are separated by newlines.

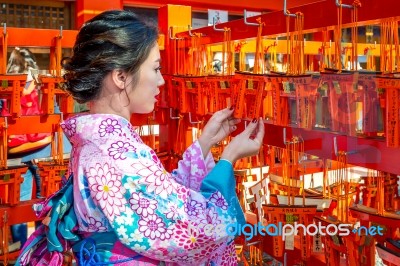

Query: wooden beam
left=175, top=0, right=400, bottom=44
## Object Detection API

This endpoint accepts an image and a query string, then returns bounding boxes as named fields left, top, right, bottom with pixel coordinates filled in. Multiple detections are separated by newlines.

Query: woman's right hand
left=220, top=118, right=265, bottom=163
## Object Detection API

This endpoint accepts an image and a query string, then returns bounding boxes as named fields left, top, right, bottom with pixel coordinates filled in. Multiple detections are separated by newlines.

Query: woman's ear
left=111, top=69, right=127, bottom=90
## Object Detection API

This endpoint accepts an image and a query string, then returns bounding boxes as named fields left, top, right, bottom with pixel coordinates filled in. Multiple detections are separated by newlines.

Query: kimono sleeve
left=83, top=143, right=244, bottom=264
left=171, top=140, right=216, bottom=191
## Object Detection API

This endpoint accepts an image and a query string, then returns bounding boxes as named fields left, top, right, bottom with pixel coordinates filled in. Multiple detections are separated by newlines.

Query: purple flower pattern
left=184, top=199, right=203, bottom=217
left=209, top=191, right=228, bottom=210
left=87, top=217, right=107, bottom=232
left=98, top=118, right=122, bottom=137
left=61, top=118, right=76, bottom=137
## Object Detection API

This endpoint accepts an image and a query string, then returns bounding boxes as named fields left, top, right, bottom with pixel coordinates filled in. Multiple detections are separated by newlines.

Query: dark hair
left=63, top=10, right=159, bottom=103
left=7, top=48, right=38, bottom=74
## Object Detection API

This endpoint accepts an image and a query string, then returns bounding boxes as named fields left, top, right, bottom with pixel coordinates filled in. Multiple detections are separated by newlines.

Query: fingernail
left=249, top=135, right=255, bottom=140
left=229, top=105, right=235, bottom=110
left=252, top=118, right=258, bottom=123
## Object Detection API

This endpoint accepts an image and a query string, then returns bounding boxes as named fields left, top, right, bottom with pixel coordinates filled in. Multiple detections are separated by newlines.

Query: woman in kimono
left=17, top=10, right=264, bottom=265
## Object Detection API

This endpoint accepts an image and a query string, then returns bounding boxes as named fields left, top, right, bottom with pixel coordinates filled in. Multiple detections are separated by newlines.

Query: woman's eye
left=155, top=66, right=162, bottom=73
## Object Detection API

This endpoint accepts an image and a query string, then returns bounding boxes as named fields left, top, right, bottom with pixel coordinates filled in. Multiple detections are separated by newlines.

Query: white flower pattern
left=108, top=141, right=135, bottom=160
left=133, top=161, right=174, bottom=198
left=129, top=192, right=157, bottom=217
left=138, top=214, right=172, bottom=240
left=87, top=163, right=126, bottom=219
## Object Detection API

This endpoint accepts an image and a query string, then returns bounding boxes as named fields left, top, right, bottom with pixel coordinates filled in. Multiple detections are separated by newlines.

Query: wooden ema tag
left=327, top=80, right=357, bottom=135
left=376, top=76, right=400, bottom=89
left=313, top=233, right=323, bottom=253
left=264, top=205, right=318, bottom=260
left=296, top=84, right=314, bottom=129
left=205, top=76, right=219, bottom=113
left=361, top=84, right=380, bottom=135
left=264, top=75, right=288, bottom=125
left=314, top=217, right=343, bottom=266
left=232, top=77, right=246, bottom=118
left=170, top=77, right=185, bottom=113
left=269, top=212, right=284, bottom=257
left=237, top=74, right=265, bottom=119
left=165, top=76, right=178, bottom=110
left=386, top=88, right=400, bottom=147
left=358, top=74, right=379, bottom=135
left=206, top=76, right=235, bottom=112
left=169, top=77, right=180, bottom=110
left=171, top=76, right=207, bottom=115
left=262, top=82, right=274, bottom=120
left=298, top=212, right=312, bottom=260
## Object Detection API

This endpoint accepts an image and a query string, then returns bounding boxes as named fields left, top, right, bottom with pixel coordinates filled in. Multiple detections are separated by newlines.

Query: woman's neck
left=89, top=97, right=131, bottom=121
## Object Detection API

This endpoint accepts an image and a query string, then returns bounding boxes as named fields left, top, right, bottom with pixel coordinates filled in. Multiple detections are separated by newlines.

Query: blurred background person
left=6, top=47, right=46, bottom=249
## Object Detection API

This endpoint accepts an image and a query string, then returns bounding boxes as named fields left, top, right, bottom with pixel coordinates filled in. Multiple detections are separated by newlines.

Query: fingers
left=241, top=118, right=260, bottom=137
left=252, top=118, right=265, bottom=144
left=228, top=117, right=241, bottom=125
left=212, top=106, right=234, bottom=122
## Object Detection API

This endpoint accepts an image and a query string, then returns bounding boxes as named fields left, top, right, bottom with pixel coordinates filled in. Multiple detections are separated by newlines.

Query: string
left=253, top=19, right=264, bottom=74
left=335, top=2, right=343, bottom=71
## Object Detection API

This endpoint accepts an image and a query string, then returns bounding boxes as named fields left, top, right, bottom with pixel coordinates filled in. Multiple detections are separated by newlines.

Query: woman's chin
left=133, top=106, right=155, bottom=114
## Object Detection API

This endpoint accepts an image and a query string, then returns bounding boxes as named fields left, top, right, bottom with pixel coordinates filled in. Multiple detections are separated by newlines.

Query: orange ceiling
left=123, top=0, right=328, bottom=14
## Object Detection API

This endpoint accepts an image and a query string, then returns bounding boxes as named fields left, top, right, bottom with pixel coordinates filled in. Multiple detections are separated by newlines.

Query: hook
left=244, top=10, right=259, bottom=26
left=187, top=25, right=205, bottom=37
left=188, top=112, right=201, bottom=124
left=333, top=136, right=357, bottom=156
left=168, top=27, right=183, bottom=40
left=168, top=27, right=175, bottom=40
left=168, top=27, right=177, bottom=40
left=188, top=25, right=195, bottom=37
left=213, top=17, right=225, bottom=32
left=335, top=0, right=354, bottom=9
left=283, top=0, right=296, bottom=17
left=169, top=108, right=181, bottom=120
left=283, top=128, right=288, bottom=144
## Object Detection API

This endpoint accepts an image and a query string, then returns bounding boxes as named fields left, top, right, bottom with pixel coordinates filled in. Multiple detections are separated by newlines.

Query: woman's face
left=127, top=44, right=165, bottom=114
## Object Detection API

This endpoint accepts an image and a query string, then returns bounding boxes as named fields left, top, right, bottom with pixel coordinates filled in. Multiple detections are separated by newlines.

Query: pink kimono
left=17, top=113, right=245, bottom=266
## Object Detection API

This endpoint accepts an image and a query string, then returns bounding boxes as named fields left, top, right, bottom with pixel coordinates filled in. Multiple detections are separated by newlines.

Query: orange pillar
left=76, top=0, right=123, bottom=29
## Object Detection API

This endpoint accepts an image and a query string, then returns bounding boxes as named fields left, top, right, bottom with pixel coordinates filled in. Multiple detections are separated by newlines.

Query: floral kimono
left=17, top=114, right=245, bottom=266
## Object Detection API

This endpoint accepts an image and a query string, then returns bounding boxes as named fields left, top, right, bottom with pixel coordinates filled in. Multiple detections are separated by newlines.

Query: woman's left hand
left=198, top=106, right=240, bottom=153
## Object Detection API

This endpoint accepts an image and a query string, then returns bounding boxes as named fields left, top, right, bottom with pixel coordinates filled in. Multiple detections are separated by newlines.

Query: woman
left=17, top=10, right=264, bottom=265
left=6, top=48, right=46, bottom=252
